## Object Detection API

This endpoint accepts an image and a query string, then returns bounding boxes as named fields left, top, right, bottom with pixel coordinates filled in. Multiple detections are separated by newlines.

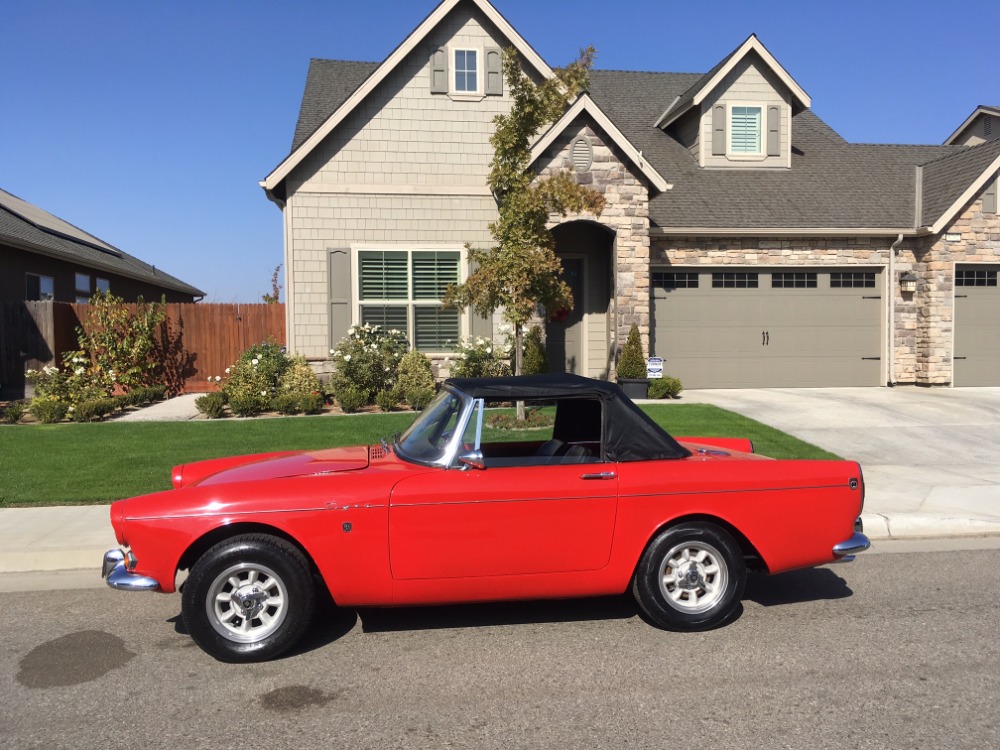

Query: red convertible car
left=102, top=374, right=869, bottom=662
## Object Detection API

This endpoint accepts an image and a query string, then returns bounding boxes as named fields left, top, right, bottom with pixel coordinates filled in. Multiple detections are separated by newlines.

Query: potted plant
left=616, top=323, right=649, bottom=399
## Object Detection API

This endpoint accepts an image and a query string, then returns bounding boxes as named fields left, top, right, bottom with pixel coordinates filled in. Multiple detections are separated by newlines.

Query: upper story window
left=453, top=49, right=478, bottom=93
left=730, top=105, right=763, bottom=154
left=430, top=46, right=502, bottom=98
left=96, top=277, right=110, bottom=293
left=26, top=273, right=54, bottom=301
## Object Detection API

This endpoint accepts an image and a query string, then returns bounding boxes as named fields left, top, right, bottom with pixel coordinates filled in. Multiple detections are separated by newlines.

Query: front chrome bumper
left=102, top=549, right=160, bottom=591
left=831, top=520, right=871, bottom=563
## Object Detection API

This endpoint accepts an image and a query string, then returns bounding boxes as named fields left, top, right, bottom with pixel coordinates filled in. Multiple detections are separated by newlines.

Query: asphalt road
left=3, top=540, right=1000, bottom=750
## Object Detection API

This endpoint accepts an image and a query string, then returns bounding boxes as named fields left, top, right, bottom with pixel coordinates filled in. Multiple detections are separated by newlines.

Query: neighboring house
left=261, top=0, right=1000, bottom=388
left=0, top=188, right=204, bottom=304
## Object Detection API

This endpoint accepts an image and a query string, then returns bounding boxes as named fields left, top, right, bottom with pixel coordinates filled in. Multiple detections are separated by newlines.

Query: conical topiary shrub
left=617, top=324, right=646, bottom=379
left=616, top=323, right=649, bottom=399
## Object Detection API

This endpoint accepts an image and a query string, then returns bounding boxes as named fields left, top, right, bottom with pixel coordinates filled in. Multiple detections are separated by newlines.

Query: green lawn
left=0, top=405, right=838, bottom=507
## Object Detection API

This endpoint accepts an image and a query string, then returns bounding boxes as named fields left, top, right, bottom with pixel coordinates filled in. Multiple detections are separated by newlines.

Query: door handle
left=762, top=331, right=769, bottom=346
left=581, top=472, right=616, bottom=480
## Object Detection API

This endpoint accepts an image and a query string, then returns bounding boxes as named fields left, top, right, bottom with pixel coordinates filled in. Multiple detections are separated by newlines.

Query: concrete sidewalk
left=3, top=387, right=999, bottom=576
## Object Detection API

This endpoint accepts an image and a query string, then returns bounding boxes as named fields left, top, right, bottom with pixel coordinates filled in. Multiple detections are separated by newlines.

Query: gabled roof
left=262, top=0, right=554, bottom=199
left=944, top=105, right=1000, bottom=145
left=0, top=188, right=204, bottom=297
left=655, top=34, right=811, bottom=130
left=921, top=140, right=1000, bottom=233
left=530, top=94, right=671, bottom=193
left=588, top=71, right=968, bottom=233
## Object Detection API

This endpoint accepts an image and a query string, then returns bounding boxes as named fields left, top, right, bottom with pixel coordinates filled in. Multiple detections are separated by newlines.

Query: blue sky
left=3, top=0, right=996, bottom=301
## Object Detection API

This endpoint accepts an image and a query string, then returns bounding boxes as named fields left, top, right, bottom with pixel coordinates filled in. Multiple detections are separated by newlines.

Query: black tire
left=181, top=534, right=316, bottom=663
left=632, top=523, right=746, bottom=631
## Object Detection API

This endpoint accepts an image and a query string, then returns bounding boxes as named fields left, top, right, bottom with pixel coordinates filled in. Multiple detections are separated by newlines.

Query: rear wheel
left=182, top=534, right=316, bottom=662
left=632, top=523, right=745, bottom=631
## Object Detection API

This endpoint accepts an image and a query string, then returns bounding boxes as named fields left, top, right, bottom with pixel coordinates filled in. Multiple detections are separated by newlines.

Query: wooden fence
left=0, top=301, right=285, bottom=399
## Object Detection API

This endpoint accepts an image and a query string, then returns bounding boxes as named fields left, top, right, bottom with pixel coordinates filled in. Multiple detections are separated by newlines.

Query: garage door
left=954, top=265, right=1000, bottom=386
left=650, top=268, right=882, bottom=388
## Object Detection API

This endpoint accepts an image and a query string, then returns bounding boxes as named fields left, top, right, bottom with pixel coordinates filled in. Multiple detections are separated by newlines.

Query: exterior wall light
left=900, top=272, right=918, bottom=294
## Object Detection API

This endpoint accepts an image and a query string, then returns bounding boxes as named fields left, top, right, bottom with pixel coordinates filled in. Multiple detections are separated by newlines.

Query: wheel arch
left=177, top=522, right=323, bottom=582
left=635, top=514, right=768, bottom=579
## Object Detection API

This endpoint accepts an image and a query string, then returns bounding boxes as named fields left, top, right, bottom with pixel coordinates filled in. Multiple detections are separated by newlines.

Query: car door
left=388, top=462, right=619, bottom=580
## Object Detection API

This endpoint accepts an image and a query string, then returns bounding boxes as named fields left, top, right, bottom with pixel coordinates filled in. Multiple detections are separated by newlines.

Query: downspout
left=887, top=232, right=904, bottom=386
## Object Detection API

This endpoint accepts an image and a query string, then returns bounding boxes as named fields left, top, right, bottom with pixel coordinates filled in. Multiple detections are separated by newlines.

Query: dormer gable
left=944, top=105, right=1000, bottom=146
left=655, top=34, right=810, bottom=170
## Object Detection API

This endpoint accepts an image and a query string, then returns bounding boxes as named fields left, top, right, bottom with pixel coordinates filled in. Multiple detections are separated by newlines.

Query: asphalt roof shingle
left=0, top=189, right=204, bottom=297
left=287, top=60, right=994, bottom=232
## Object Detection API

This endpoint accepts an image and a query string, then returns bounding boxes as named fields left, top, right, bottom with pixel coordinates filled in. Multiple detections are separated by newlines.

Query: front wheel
left=632, top=523, right=746, bottom=631
left=182, top=534, right=316, bottom=662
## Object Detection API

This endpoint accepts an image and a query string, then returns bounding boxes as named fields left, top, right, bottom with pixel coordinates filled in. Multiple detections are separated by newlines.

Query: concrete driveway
left=677, top=387, right=1000, bottom=538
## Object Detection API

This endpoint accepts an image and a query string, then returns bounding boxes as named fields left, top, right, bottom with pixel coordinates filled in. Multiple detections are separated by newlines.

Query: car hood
left=175, top=445, right=371, bottom=488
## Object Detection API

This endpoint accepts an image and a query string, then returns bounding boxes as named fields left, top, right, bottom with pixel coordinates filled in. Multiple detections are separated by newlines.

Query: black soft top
left=444, top=373, right=690, bottom=462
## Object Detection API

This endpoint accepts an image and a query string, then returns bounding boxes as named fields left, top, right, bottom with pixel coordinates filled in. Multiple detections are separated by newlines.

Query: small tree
left=445, top=47, right=605, bottom=381
left=262, top=265, right=282, bottom=304
left=617, top=323, right=646, bottom=380
left=79, top=291, right=167, bottom=391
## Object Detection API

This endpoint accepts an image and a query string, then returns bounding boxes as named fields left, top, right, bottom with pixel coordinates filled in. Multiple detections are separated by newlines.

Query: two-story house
left=261, top=0, right=1000, bottom=388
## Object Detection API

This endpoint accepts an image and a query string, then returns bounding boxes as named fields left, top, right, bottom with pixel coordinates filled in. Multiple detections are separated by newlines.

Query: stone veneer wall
left=534, top=118, right=651, bottom=376
left=905, top=192, right=1000, bottom=384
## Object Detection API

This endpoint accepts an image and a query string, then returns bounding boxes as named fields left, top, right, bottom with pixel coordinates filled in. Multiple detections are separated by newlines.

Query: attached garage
left=650, top=268, right=883, bottom=388
left=954, top=265, right=1000, bottom=386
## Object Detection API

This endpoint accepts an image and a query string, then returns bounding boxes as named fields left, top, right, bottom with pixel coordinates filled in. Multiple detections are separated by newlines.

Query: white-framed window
left=730, top=104, right=763, bottom=155
left=453, top=48, right=479, bottom=94
left=356, top=249, right=462, bottom=352
left=25, top=273, right=54, bottom=301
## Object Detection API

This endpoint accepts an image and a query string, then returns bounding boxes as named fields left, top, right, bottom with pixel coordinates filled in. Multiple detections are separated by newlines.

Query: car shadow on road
left=744, top=567, right=853, bottom=607
left=356, top=595, right=639, bottom=633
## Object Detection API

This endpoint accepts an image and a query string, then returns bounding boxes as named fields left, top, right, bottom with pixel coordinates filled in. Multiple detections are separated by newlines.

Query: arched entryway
left=549, top=221, right=615, bottom=377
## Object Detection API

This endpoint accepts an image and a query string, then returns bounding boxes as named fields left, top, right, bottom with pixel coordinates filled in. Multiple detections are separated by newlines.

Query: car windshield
left=395, top=388, right=467, bottom=466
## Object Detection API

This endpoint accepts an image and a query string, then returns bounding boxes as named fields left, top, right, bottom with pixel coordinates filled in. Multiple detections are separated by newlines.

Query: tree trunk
left=515, top=323, right=525, bottom=421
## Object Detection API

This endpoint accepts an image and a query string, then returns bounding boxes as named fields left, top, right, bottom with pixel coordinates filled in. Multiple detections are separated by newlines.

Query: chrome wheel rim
left=658, top=540, right=729, bottom=614
left=206, top=563, right=288, bottom=643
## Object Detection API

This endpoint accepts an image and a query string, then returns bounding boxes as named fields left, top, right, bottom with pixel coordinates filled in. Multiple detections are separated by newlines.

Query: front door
left=548, top=256, right=585, bottom=373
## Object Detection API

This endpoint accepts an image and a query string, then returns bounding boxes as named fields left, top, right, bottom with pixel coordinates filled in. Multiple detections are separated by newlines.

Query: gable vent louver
left=985, top=116, right=993, bottom=137
left=571, top=137, right=593, bottom=173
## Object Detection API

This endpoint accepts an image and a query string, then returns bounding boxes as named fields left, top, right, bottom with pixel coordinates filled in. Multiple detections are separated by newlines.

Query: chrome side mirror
left=458, top=450, right=486, bottom=470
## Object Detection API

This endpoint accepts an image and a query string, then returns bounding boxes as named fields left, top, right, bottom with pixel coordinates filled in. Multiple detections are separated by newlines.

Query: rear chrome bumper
left=832, top=521, right=871, bottom=563
left=102, top=549, right=160, bottom=591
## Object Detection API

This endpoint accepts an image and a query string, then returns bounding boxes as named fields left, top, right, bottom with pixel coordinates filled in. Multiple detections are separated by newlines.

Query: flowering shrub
left=26, top=353, right=105, bottom=408
left=221, top=341, right=290, bottom=416
left=447, top=335, right=511, bottom=378
left=329, top=324, right=406, bottom=404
